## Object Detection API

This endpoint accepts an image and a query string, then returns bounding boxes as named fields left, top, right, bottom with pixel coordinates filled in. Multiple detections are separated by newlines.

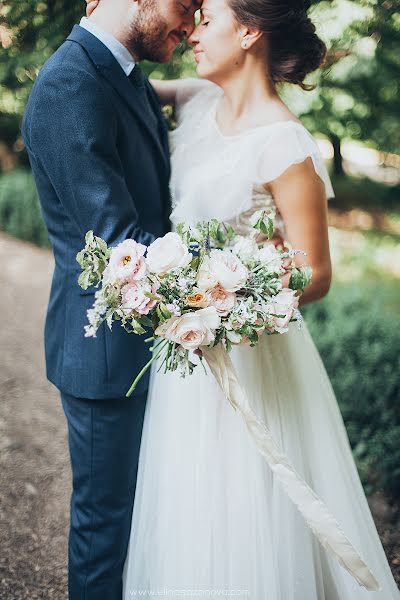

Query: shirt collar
left=79, top=17, right=136, bottom=76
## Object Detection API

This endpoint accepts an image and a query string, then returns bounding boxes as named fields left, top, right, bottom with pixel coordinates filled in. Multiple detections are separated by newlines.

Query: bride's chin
left=196, top=63, right=213, bottom=79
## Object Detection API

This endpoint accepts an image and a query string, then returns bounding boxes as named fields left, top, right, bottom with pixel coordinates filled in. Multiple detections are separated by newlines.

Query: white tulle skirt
left=123, top=321, right=399, bottom=599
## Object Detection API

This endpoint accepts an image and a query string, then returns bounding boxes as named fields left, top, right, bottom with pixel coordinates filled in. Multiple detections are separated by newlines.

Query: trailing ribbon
left=202, top=345, right=381, bottom=592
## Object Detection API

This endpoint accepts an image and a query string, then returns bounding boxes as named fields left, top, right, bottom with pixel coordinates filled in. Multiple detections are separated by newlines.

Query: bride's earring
left=242, top=39, right=248, bottom=49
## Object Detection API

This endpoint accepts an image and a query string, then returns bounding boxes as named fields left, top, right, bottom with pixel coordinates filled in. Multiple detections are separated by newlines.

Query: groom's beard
left=125, top=1, right=172, bottom=63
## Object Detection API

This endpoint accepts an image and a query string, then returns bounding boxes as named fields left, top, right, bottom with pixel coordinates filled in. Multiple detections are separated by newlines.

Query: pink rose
left=121, top=280, right=159, bottom=316
left=106, top=239, right=147, bottom=283
left=268, top=289, right=299, bottom=332
left=207, top=285, right=236, bottom=316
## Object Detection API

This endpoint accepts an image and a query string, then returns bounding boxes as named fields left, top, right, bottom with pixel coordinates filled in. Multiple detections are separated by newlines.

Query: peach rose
left=186, top=290, right=210, bottom=308
left=207, top=285, right=236, bottom=316
left=155, top=307, right=221, bottom=350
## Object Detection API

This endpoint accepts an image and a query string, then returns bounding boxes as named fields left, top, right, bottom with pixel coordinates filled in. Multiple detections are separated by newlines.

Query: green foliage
left=0, top=0, right=191, bottom=164
left=303, top=282, right=400, bottom=500
left=330, top=174, right=400, bottom=212
left=252, top=210, right=275, bottom=238
left=76, top=230, right=110, bottom=290
left=0, top=169, right=49, bottom=246
left=0, top=1, right=84, bottom=162
left=2, top=0, right=400, bottom=172
left=289, top=266, right=313, bottom=292
left=297, top=0, right=400, bottom=159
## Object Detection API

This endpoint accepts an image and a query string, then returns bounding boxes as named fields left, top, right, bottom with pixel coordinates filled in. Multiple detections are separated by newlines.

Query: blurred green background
left=0, top=0, right=399, bottom=558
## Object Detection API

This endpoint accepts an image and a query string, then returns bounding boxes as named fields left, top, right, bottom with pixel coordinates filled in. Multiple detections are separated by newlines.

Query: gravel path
left=0, top=233, right=68, bottom=599
left=0, top=232, right=398, bottom=599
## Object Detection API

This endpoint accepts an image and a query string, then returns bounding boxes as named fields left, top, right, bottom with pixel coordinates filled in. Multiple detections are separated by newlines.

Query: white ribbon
left=202, top=345, right=381, bottom=592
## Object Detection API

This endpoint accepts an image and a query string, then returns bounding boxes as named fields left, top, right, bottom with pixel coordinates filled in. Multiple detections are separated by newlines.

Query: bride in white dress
left=121, top=0, right=399, bottom=598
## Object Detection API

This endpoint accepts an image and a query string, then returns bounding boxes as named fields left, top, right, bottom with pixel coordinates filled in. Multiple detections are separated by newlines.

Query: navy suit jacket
left=22, top=26, right=171, bottom=399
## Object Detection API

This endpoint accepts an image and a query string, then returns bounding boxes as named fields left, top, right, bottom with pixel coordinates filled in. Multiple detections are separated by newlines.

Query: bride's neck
left=216, top=62, right=279, bottom=121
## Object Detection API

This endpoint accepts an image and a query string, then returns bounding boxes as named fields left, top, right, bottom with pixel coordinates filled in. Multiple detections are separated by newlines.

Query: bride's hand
left=86, top=0, right=99, bottom=17
left=257, top=233, right=292, bottom=270
left=257, top=234, right=301, bottom=295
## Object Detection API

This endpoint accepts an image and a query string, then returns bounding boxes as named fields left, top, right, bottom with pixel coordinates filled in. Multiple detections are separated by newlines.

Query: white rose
left=258, top=244, right=283, bottom=274
left=231, top=236, right=258, bottom=260
left=196, top=255, right=218, bottom=291
left=268, top=289, right=299, bottom=332
left=208, top=249, right=248, bottom=292
left=155, top=306, right=221, bottom=350
left=146, top=232, right=192, bottom=275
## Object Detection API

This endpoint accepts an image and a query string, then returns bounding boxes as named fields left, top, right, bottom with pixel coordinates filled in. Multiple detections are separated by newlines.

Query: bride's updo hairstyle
left=228, top=0, right=326, bottom=89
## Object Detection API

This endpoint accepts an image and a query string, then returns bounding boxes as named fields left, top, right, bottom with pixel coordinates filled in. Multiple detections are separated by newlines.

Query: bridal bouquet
left=76, top=214, right=380, bottom=591
left=77, top=211, right=311, bottom=396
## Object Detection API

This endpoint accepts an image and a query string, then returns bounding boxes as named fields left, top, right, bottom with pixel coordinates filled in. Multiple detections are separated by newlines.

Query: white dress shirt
left=79, top=17, right=136, bottom=76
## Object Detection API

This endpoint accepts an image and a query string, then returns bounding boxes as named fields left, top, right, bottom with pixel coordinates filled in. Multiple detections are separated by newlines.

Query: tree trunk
left=330, top=133, right=344, bottom=177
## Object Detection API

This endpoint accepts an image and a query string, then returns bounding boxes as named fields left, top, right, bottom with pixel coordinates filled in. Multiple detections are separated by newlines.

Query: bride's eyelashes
left=199, top=14, right=210, bottom=27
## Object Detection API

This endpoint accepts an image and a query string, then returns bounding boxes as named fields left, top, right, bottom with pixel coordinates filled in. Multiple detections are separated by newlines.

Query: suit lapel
left=145, top=80, right=171, bottom=180
left=66, top=26, right=170, bottom=180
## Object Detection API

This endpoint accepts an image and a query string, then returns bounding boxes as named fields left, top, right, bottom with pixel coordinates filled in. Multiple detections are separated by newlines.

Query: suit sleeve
left=25, top=67, right=157, bottom=247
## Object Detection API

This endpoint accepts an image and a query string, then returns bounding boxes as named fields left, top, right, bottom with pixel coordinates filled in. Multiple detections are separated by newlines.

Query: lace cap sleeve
left=175, top=78, right=220, bottom=124
left=254, top=122, right=335, bottom=199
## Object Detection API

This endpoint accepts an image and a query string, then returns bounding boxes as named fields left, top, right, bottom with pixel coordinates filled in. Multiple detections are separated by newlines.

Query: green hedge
left=303, top=283, right=400, bottom=501
left=0, top=169, right=49, bottom=247
left=330, top=174, right=400, bottom=213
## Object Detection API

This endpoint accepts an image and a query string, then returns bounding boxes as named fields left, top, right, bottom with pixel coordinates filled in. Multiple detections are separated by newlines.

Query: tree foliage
left=0, top=0, right=399, bottom=170
left=297, top=0, right=400, bottom=172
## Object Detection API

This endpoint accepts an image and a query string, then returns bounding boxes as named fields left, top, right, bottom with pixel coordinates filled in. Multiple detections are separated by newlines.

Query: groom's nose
left=181, top=15, right=196, bottom=39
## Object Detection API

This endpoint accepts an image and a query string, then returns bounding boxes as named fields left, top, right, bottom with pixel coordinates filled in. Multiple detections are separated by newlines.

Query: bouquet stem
left=126, top=340, right=169, bottom=397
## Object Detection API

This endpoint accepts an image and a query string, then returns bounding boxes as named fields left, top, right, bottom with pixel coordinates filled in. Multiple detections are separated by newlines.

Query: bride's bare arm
left=149, top=79, right=199, bottom=106
left=148, top=80, right=180, bottom=106
left=266, top=158, right=332, bottom=306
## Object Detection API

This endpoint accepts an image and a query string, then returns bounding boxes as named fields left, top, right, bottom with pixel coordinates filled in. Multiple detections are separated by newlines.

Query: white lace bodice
left=169, top=78, right=334, bottom=238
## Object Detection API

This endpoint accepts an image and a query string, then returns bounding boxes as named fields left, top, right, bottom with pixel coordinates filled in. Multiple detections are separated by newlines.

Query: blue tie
left=128, top=65, right=158, bottom=130
left=128, top=64, right=145, bottom=90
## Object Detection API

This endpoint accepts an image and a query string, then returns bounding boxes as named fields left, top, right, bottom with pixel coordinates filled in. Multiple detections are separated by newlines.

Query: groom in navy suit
left=22, top=1, right=199, bottom=598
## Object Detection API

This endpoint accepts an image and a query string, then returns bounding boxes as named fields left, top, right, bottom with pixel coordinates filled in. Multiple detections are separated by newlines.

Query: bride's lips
left=194, top=50, right=204, bottom=61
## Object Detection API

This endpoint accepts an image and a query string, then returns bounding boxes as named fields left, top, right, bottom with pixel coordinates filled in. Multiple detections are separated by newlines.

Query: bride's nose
left=188, top=28, right=200, bottom=46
